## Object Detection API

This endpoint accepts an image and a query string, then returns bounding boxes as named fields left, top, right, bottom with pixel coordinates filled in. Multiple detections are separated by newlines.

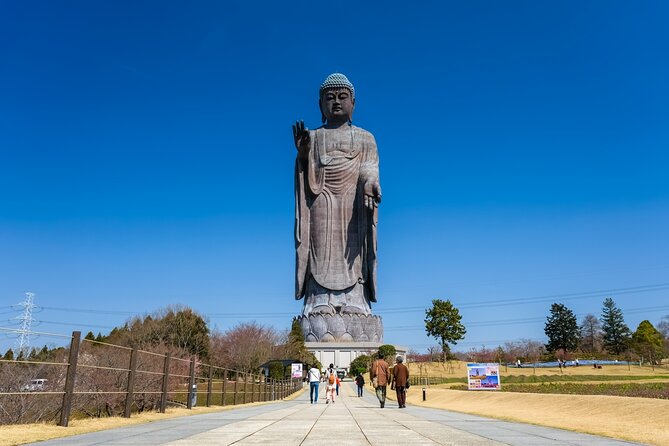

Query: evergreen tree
left=425, top=299, right=466, bottom=361
left=371, top=344, right=397, bottom=361
left=283, top=319, right=318, bottom=366
left=544, top=303, right=579, bottom=353
left=3, top=348, right=14, bottom=360
left=287, top=319, right=307, bottom=359
left=105, top=305, right=211, bottom=360
left=600, top=297, right=631, bottom=355
left=631, top=320, right=664, bottom=366
left=160, top=308, right=210, bottom=360
left=267, top=360, right=286, bottom=380
left=349, top=354, right=370, bottom=376
left=84, top=331, right=96, bottom=341
left=38, top=345, right=50, bottom=360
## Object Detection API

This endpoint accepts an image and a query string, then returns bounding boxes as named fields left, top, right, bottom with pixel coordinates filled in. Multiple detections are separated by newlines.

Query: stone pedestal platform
left=296, top=313, right=383, bottom=343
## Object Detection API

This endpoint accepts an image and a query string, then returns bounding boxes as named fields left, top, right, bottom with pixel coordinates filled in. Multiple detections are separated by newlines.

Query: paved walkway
left=30, top=382, right=644, bottom=445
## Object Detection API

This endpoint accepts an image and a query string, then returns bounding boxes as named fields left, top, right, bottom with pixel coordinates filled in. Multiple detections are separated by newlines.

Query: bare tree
left=657, top=316, right=669, bottom=360
left=517, top=339, right=545, bottom=374
left=426, top=345, right=442, bottom=362
left=579, top=313, right=603, bottom=354
left=0, top=354, right=63, bottom=424
left=210, top=322, right=279, bottom=373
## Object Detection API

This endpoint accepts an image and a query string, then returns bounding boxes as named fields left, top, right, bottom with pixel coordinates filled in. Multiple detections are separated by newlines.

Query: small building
left=259, top=359, right=304, bottom=380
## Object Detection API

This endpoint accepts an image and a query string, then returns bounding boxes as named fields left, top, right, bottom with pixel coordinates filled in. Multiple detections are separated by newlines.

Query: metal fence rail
left=0, top=330, right=302, bottom=426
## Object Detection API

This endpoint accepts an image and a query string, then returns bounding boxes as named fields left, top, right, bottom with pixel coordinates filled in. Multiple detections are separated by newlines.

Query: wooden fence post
left=251, top=374, right=256, bottom=403
left=124, top=347, right=138, bottom=418
left=222, top=369, right=227, bottom=406
left=187, top=357, right=196, bottom=409
left=206, top=365, right=213, bottom=407
left=233, top=371, right=239, bottom=405
left=58, top=331, right=81, bottom=427
left=160, top=353, right=171, bottom=413
left=243, top=372, right=249, bottom=404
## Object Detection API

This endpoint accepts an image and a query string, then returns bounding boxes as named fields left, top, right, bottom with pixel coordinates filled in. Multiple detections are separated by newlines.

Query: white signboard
left=467, top=363, right=501, bottom=390
left=291, top=363, right=303, bottom=379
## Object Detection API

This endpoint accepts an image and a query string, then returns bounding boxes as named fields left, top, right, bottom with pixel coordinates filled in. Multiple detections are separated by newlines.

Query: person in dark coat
left=355, top=373, right=365, bottom=397
left=391, top=355, right=409, bottom=408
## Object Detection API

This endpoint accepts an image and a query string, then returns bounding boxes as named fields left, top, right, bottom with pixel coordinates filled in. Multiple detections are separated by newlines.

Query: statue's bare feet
left=311, top=305, right=335, bottom=315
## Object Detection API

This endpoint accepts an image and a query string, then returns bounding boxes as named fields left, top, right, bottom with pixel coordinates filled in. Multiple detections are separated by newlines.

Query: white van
left=21, top=379, right=48, bottom=391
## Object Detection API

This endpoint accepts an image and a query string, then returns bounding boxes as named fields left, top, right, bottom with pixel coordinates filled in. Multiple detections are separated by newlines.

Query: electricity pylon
left=16, top=292, right=36, bottom=358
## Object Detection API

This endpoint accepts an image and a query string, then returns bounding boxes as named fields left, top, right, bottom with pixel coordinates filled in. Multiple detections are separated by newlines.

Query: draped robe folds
left=295, top=125, right=379, bottom=310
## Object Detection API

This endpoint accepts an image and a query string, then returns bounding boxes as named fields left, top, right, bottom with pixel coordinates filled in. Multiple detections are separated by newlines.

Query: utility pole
left=16, top=292, right=36, bottom=358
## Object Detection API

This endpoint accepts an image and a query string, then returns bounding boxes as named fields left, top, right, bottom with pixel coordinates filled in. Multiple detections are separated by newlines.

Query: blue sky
left=1, top=1, right=668, bottom=354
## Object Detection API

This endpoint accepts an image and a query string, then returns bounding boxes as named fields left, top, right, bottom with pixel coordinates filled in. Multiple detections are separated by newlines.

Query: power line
left=377, top=282, right=669, bottom=313
left=385, top=304, right=669, bottom=332
left=40, top=306, right=140, bottom=316
left=35, top=320, right=116, bottom=330
left=27, top=282, right=669, bottom=318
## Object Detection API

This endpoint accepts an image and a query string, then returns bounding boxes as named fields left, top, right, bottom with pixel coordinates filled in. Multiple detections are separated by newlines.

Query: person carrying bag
left=369, top=351, right=390, bottom=408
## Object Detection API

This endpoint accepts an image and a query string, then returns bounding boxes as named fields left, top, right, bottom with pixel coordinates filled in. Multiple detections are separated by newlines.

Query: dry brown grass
left=408, top=360, right=669, bottom=378
left=403, top=388, right=669, bottom=446
left=398, top=361, right=669, bottom=446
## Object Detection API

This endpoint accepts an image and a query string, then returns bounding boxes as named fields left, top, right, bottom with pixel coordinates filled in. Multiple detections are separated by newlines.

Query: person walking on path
left=355, top=373, right=365, bottom=397
left=370, top=351, right=391, bottom=408
left=391, top=355, right=409, bottom=408
left=336, top=374, right=341, bottom=396
left=325, top=363, right=337, bottom=404
left=308, top=364, right=321, bottom=404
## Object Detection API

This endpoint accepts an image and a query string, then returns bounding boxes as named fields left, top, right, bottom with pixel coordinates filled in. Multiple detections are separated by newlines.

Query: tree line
left=543, top=297, right=667, bottom=365
left=420, top=297, right=668, bottom=366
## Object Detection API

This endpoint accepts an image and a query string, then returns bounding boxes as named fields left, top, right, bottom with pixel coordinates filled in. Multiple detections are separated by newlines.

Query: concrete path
left=30, top=382, right=644, bottom=445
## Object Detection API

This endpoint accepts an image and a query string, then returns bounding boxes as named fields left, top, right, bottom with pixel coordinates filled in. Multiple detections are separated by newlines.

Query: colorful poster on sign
left=467, top=363, right=500, bottom=390
left=291, top=363, right=303, bottom=379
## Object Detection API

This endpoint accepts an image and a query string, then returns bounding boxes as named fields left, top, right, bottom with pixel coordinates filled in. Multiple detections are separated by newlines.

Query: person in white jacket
left=308, top=365, right=321, bottom=404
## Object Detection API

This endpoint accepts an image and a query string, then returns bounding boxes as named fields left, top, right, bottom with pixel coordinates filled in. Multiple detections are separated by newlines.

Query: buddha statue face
left=319, top=88, right=355, bottom=125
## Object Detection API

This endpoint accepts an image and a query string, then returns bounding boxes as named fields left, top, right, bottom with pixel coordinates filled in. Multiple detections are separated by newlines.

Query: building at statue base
left=306, top=341, right=408, bottom=371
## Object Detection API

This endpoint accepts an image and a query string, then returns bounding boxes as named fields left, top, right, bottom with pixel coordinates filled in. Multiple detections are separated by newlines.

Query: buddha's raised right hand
left=292, top=120, right=310, bottom=158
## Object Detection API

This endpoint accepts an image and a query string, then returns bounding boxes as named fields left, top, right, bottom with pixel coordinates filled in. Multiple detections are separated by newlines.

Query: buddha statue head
left=319, top=73, right=355, bottom=125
